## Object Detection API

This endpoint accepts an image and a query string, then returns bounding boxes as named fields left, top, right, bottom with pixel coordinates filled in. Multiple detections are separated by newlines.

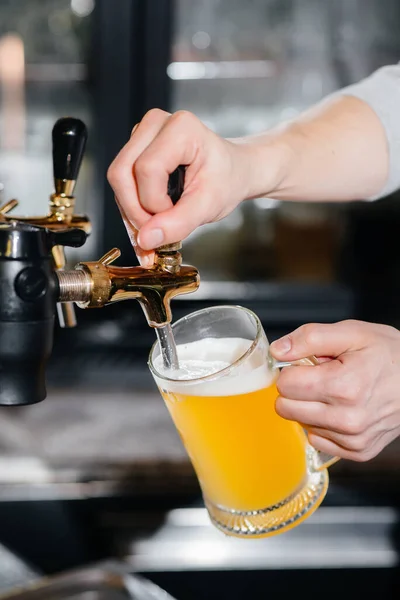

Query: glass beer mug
left=149, top=306, right=338, bottom=538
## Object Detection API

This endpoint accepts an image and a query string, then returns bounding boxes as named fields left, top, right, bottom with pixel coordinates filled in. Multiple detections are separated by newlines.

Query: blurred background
left=0, top=0, right=400, bottom=598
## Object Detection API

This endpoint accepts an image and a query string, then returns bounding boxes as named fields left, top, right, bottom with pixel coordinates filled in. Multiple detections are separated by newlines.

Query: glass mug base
left=204, top=465, right=329, bottom=539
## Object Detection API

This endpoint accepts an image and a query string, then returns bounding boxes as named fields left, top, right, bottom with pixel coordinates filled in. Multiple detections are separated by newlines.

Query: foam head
left=152, top=337, right=275, bottom=396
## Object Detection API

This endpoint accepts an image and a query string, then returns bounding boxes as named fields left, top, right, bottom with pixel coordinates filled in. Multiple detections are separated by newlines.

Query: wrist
left=228, top=128, right=297, bottom=201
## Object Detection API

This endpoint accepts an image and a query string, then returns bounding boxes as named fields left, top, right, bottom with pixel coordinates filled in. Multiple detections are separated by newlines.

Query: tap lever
left=98, top=247, right=121, bottom=266
left=0, top=198, right=19, bottom=215
left=51, top=117, right=89, bottom=328
left=167, top=165, right=185, bottom=205
left=157, top=166, right=186, bottom=255
left=52, top=117, right=88, bottom=196
left=50, top=228, right=87, bottom=249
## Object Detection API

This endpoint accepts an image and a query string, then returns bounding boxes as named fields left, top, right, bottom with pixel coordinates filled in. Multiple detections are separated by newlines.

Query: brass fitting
left=0, top=196, right=91, bottom=234
left=58, top=247, right=200, bottom=327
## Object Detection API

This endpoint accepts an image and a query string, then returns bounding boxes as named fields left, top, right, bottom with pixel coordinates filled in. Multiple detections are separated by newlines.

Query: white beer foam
left=153, top=337, right=275, bottom=397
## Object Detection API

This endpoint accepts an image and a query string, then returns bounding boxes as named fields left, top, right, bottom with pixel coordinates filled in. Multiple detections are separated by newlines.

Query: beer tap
left=57, top=166, right=200, bottom=327
left=0, top=117, right=91, bottom=328
left=0, top=153, right=199, bottom=405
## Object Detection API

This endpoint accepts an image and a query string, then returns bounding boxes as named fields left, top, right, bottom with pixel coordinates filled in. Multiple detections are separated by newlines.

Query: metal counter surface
left=0, top=388, right=398, bottom=498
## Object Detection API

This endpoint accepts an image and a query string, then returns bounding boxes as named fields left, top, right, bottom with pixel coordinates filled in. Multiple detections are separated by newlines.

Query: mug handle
left=271, top=355, right=340, bottom=472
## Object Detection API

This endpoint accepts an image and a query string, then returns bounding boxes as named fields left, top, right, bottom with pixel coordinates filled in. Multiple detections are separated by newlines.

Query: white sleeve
left=337, top=63, right=400, bottom=199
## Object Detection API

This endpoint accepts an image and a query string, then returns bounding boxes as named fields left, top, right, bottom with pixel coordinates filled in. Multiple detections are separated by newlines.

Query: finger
left=115, top=196, right=154, bottom=267
left=134, top=110, right=207, bottom=216
left=113, top=121, right=153, bottom=264
left=275, top=396, right=351, bottom=431
left=306, top=433, right=348, bottom=458
left=315, top=356, right=334, bottom=363
left=138, top=186, right=213, bottom=249
left=277, top=392, right=370, bottom=436
left=270, top=320, right=371, bottom=362
left=305, top=426, right=370, bottom=453
left=307, top=432, right=376, bottom=462
left=276, top=361, right=342, bottom=403
left=276, top=396, right=329, bottom=426
left=107, top=109, right=171, bottom=229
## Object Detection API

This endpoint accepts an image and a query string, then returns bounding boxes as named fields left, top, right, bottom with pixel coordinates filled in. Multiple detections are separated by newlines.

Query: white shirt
left=339, top=63, right=400, bottom=199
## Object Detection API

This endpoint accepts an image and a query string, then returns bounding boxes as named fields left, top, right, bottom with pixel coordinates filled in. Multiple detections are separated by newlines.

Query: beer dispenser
left=0, top=118, right=200, bottom=406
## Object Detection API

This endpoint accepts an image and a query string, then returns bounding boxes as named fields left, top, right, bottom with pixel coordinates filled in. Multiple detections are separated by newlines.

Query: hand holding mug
left=271, top=320, right=400, bottom=462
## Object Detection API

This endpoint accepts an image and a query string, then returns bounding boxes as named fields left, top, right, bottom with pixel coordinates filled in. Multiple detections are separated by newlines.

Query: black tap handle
left=0, top=223, right=87, bottom=259
left=168, top=166, right=185, bottom=205
left=50, top=228, right=87, bottom=249
left=52, top=117, right=88, bottom=182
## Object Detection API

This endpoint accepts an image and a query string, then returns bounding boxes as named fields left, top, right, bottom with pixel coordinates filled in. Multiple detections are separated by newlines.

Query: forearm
left=239, top=94, right=389, bottom=203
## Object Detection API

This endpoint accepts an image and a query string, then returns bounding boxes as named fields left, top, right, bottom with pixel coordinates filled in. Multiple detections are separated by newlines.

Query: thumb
left=270, top=320, right=368, bottom=362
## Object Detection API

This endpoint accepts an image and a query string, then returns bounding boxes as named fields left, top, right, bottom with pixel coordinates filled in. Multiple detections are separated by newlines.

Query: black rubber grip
left=167, top=165, right=185, bottom=205
left=52, top=117, right=88, bottom=181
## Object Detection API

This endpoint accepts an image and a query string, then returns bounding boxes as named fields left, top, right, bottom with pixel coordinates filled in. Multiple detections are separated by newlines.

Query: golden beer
left=157, top=338, right=308, bottom=511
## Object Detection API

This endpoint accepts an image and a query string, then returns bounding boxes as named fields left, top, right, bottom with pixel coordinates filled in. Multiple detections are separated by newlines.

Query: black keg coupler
left=0, top=222, right=86, bottom=405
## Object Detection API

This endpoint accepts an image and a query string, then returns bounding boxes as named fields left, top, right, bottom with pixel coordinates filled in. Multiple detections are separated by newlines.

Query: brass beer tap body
left=0, top=117, right=90, bottom=328
left=58, top=245, right=200, bottom=328
left=56, top=164, right=200, bottom=327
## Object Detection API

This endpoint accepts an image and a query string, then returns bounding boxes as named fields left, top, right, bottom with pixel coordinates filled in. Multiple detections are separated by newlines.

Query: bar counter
left=0, top=388, right=398, bottom=500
